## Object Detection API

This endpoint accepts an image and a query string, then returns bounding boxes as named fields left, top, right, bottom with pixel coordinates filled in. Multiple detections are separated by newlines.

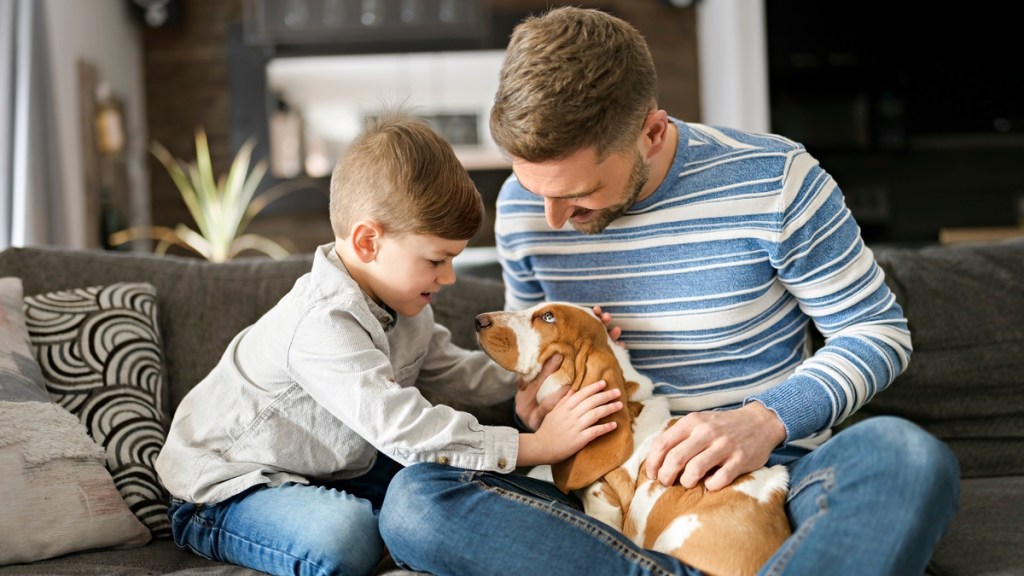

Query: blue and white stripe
left=495, top=120, right=911, bottom=448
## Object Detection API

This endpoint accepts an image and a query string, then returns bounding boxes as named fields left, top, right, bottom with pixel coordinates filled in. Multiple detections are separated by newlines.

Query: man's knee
left=852, top=417, right=957, bottom=470
left=380, top=463, right=457, bottom=545
left=844, top=416, right=960, bottom=505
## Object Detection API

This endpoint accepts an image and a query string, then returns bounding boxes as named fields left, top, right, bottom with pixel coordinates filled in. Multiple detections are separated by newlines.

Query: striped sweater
left=495, top=119, right=912, bottom=449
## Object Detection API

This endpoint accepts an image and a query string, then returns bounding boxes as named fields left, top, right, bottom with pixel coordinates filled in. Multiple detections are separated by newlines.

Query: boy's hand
left=517, top=380, right=623, bottom=466
left=515, top=354, right=564, bottom=431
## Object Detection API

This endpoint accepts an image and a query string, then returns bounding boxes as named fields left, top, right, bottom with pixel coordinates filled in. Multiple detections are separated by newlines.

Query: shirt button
left=437, top=456, right=449, bottom=465
left=497, top=457, right=508, bottom=470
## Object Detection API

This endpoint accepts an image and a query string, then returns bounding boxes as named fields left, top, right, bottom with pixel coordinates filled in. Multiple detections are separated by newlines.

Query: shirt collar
left=322, top=243, right=396, bottom=332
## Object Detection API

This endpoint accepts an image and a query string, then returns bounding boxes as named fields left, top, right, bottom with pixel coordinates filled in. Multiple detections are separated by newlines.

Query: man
left=380, top=7, right=959, bottom=575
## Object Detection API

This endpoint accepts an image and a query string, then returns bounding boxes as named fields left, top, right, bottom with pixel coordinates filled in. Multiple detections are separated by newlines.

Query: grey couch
left=0, top=239, right=1020, bottom=575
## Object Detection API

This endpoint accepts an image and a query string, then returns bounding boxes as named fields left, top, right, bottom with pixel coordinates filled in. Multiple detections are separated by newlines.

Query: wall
left=140, top=0, right=700, bottom=254
left=696, top=0, right=769, bottom=132
left=45, top=0, right=148, bottom=249
left=142, top=0, right=244, bottom=236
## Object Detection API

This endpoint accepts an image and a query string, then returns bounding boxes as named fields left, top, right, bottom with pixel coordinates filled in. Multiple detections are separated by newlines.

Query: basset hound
left=475, top=302, right=791, bottom=576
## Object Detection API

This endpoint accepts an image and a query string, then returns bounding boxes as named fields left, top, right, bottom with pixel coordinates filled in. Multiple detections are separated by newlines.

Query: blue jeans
left=379, top=416, right=960, bottom=576
left=167, top=453, right=402, bottom=576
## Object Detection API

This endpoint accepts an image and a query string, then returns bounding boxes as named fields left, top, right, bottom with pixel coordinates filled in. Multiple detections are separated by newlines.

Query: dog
left=475, top=302, right=791, bottom=576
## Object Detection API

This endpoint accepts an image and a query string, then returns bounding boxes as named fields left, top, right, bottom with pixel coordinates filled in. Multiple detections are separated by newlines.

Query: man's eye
left=541, top=311, right=555, bottom=323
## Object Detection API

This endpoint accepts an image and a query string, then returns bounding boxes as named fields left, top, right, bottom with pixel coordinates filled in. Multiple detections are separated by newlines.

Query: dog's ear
left=550, top=349, right=634, bottom=493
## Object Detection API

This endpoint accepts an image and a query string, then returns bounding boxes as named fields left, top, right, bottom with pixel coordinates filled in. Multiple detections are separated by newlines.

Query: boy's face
left=366, top=232, right=468, bottom=318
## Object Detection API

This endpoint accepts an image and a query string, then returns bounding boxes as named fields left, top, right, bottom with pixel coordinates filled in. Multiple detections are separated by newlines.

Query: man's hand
left=592, top=305, right=623, bottom=344
left=645, top=401, right=787, bottom=491
left=515, top=354, right=564, bottom=431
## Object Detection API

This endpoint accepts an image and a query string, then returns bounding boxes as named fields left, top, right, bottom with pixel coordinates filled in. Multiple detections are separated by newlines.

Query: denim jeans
left=167, top=452, right=402, bottom=576
left=379, top=416, right=960, bottom=576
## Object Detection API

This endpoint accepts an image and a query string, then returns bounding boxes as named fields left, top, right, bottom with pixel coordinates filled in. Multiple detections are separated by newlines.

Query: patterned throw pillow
left=24, top=283, right=170, bottom=538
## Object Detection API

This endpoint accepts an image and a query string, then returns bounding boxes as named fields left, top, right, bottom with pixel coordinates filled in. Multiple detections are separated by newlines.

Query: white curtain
left=0, top=0, right=65, bottom=249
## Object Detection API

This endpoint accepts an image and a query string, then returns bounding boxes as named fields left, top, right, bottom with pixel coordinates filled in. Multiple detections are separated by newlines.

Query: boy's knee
left=308, top=506, right=384, bottom=576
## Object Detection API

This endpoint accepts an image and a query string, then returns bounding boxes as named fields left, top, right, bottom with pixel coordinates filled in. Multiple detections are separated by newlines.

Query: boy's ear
left=350, top=220, right=384, bottom=263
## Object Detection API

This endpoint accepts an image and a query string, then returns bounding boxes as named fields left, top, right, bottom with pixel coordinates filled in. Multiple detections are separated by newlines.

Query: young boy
left=155, top=115, right=623, bottom=576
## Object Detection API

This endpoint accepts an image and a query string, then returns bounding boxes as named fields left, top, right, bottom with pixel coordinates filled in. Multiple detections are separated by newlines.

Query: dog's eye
left=540, top=311, right=556, bottom=324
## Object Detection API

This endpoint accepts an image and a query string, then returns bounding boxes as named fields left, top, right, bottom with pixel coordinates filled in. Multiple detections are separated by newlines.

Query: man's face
left=512, top=146, right=650, bottom=234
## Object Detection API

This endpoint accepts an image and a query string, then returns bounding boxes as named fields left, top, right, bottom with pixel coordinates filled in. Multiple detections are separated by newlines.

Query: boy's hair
left=330, top=114, right=483, bottom=240
left=490, top=7, right=657, bottom=163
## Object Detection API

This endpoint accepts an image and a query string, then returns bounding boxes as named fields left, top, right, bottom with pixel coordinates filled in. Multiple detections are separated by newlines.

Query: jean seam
left=763, top=468, right=835, bottom=576
left=480, top=480, right=677, bottom=576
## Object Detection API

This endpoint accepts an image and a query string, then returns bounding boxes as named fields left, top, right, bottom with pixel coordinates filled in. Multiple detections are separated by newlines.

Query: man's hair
left=330, top=114, right=483, bottom=240
left=490, top=6, right=657, bottom=163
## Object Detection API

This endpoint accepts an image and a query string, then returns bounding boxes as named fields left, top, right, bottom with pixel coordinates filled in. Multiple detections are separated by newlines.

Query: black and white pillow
left=24, top=283, right=170, bottom=538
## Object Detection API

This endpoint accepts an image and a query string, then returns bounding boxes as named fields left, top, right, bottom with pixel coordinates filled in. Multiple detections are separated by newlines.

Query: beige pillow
left=0, top=400, right=151, bottom=565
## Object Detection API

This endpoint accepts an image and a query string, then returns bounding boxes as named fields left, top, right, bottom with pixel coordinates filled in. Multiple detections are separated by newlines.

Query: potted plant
left=110, top=129, right=303, bottom=262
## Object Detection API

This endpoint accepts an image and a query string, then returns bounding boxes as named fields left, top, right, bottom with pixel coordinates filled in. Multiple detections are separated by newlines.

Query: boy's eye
left=430, top=259, right=447, bottom=268
left=540, top=311, right=555, bottom=323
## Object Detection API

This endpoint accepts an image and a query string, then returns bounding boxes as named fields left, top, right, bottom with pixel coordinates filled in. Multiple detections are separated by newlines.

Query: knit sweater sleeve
left=746, top=150, right=912, bottom=443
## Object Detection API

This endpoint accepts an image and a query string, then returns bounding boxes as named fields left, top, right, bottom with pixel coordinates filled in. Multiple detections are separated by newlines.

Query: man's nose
left=544, top=197, right=571, bottom=229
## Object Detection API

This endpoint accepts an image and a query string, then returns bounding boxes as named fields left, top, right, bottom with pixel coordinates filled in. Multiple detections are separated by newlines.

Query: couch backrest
left=0, top=246, right=505, bottom=418
left=869, top=239, right=1024, bottom=477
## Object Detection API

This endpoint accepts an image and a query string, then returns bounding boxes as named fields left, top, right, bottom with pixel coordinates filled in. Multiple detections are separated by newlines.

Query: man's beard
left=570, top=150, right=650, bottom=235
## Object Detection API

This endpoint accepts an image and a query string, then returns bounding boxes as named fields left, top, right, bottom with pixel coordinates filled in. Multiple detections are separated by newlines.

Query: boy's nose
left=438, top=263, right=456, bottom=286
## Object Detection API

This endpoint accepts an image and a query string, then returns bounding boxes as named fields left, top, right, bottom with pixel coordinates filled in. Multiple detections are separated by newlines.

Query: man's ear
left=640, top=108, right=670, bottom=161
left=350, top=220, right=384, bottom=263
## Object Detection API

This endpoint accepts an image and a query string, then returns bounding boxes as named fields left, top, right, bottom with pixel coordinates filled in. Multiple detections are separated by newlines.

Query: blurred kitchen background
left=4, top=0, right=1022, bottom=261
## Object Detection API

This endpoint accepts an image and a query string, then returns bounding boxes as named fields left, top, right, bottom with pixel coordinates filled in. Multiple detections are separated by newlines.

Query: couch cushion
left=0, top=540, right=257, bottom=575
left=927, top=476, right=1024, bottom=576
left=868, top=239, right=1024, bottom=478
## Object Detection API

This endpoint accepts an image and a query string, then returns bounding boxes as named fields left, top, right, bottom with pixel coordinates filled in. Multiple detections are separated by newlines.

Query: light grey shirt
left=156, top=243, right=519, bottom=504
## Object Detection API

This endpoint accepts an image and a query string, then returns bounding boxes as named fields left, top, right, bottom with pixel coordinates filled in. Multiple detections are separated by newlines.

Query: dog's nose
left=475, top=314, right=492, bottom=331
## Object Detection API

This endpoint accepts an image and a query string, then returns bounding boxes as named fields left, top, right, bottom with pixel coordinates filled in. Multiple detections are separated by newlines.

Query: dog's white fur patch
left=526, top=464, right=553, bottom=483
left=652, top=514, right=702, bottom=554
left=628, top=480, right=666, bottom=546
left=536, top=376, right=565, bottom=404
left=731, top=464, right=790, bottom=504
left=619, top=396, right=672, bottom=481
left=583, top=484, right=624, bottom=529
left=610, top=336, right=654, bottom=401
left=509, top=311, right=542, bottom=381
